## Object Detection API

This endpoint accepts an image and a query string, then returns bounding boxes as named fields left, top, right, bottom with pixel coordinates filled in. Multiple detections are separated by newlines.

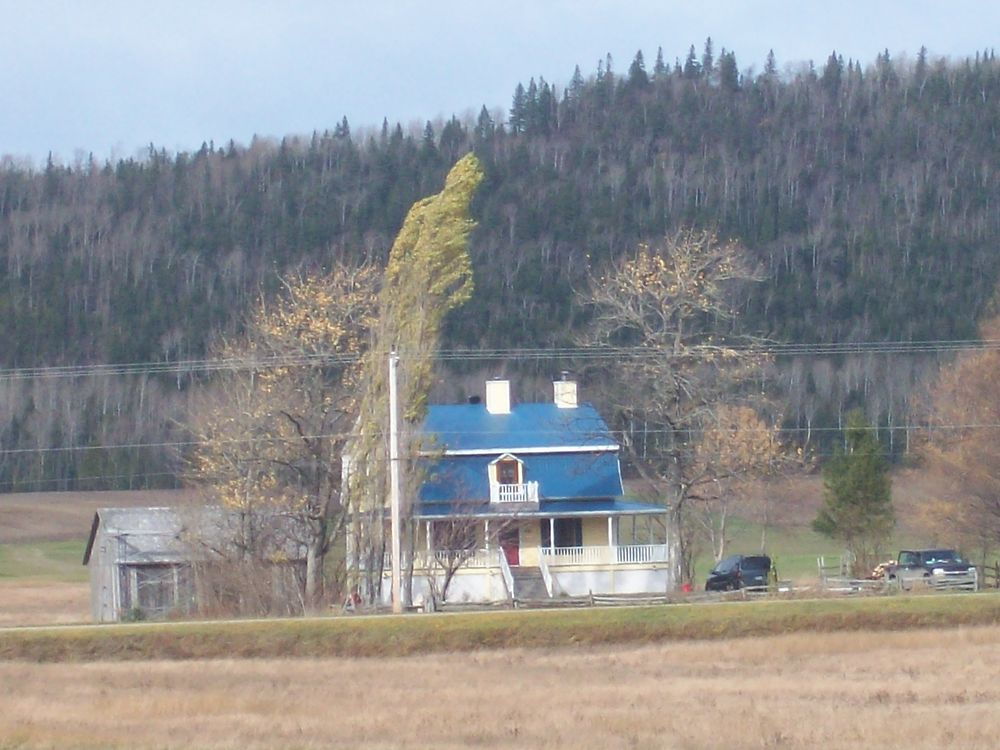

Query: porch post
left=484, top=519, right=490, bottom=551
left=549, top=517, right=555, bottom=552
left=607, top=516, right=614, bottom=546
left=425, top=521, right=431, bottom=552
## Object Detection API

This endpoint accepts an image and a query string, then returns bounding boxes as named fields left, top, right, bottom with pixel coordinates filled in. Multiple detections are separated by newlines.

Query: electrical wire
left=1, top=339, right=999, bottom=381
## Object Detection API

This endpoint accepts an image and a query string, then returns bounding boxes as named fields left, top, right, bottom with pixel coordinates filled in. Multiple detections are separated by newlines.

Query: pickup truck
left=883, top=549, right=978, bottom=590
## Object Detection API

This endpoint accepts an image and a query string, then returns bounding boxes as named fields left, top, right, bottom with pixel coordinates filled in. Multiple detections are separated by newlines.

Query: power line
left=0, top=471, right=178, bottom=491
left=0, top=422, right=995, bottom=460
left=1, top=339, right=999, bottom=381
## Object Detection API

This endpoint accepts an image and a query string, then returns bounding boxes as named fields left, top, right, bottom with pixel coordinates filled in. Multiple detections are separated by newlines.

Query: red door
left=500, top=527, right=520, bottom=566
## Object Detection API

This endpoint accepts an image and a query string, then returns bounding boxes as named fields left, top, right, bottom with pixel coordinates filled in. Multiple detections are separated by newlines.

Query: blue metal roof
left=419, top=402, right=617, bottom=453
left=419, top=451, right=624, bottom=504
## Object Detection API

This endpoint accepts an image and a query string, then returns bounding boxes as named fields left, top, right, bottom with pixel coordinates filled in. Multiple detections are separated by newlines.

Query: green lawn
left=0, top=522, right=906, bottom=587
left=0, top=540, right=88, bottom=582
left=692, top=517, right=936, bottom=583
left=692, top=518, right=844, bottom=583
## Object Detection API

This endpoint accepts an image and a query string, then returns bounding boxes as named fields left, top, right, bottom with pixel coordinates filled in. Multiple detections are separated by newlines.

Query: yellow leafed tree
left=348, top=153, right=484, bottom=601
left=693, top=404, right=794, bottom=562
left=919, top=312, right=1000, bottom=562
left=187, top=263, right=378, bottom=612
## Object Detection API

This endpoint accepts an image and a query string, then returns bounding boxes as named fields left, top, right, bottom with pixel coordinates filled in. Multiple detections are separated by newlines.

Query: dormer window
left=496, top=459, right=520, bottom=485
left=488, top=454, right=538, bottom=504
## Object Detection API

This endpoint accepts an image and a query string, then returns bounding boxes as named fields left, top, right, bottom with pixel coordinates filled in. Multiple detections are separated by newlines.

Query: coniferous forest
left=3, top=42, right=1000, bottom=490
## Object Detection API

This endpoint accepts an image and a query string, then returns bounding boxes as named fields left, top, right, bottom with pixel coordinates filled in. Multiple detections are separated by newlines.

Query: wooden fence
left=979, top=562, right=1000, bottom=589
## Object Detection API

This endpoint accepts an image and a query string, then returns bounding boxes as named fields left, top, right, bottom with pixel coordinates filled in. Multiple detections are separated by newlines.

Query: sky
left=2, top=0, right=998, bottom=167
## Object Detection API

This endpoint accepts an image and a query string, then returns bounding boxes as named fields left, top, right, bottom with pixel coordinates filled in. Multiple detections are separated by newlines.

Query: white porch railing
left=497, top=548, right=515, bottom=603
left=421, top=549, right=497, bottom=569
left=490, top=481, right=540, bottom=504
left=615, top=544, right=670, bottom=564
left=537, top=548, right=555, bottom=596
left=386, top=544, right=669, bottom=572
left=540, top=544, right=669, bottom=566
left=541, top=545, right=607, bottom=565
left=386, top=548, right=497, bottom=571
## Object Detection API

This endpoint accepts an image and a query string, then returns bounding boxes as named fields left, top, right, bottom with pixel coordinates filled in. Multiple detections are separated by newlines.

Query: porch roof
left=413, top=498, right=667, bottom=520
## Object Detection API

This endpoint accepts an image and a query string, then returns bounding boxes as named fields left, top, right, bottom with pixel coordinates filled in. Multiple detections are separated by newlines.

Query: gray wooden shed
left=83, top=507, right=197, bottom=623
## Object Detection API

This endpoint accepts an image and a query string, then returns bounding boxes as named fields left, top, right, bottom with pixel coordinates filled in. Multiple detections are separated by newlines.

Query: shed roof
left=83, top=507, right=186, bottom=565
left=83, top=506, right=307, bottom=566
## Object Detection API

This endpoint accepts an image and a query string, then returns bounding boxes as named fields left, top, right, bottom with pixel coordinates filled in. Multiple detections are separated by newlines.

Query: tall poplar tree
left=348, top=153, right=484, bottom=600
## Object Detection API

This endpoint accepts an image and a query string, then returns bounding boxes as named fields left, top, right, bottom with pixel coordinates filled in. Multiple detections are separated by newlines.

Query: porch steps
left=510, top=566, right=550, bottom=601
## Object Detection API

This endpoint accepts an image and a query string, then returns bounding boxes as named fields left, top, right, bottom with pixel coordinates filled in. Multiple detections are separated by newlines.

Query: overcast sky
left=2, top=1, right=997, bottom=166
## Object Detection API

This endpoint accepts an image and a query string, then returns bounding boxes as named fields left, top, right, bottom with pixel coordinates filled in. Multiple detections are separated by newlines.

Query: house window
left=541, top=518, right=583, bottom=548
left=496, top=459, right=520, bottom=485
left=432, top=520, right=477, bottom=551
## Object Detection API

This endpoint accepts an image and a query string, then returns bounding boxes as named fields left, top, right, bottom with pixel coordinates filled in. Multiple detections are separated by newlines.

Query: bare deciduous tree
left=421, top=512, right=516, bottom=608
left=581, top=228, right=764, bottom=585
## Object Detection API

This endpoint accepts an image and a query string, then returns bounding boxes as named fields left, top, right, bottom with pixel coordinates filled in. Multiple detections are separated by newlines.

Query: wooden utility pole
left=388, top=352, right=403, bottom=613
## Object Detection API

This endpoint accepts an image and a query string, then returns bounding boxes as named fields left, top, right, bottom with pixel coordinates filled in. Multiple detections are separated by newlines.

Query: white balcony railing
left=489, top=480, right=540, bottom=504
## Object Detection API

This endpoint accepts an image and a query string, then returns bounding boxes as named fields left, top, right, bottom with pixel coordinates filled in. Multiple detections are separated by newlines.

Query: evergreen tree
left=821, top=51, right=844, bottom=96
left=718, top=49, right=740, bottom=93
left=764, top=49, right=778, bottom=79
left=653, top=46, right=667, bottom=79
left=568, top=64, right=585, bottom=99
left=509, top=82, right=527, bottom=134
left=525, top=78, right=539, bottom=132
left=813, top=410, right=894, bottom=575
left=683, top=45, right=700, bottom=78
left=535, top=79, right=555, bottom=133
left=474, top=105, right=495, bottom=141
left=628, top=50, right=650, bottom=89
left=701, top=37, right=715, bottom=80
left=422, top=120, right=437, bottom=159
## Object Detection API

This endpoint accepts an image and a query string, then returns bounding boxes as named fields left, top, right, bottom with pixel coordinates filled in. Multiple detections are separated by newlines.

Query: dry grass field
left=0, top=489, right=194, bottom=627
left=0, top=489, right=193, bottom=544
left=1, top=625, right=999, bottom=749
left=0, top=581, right=88, bottom=627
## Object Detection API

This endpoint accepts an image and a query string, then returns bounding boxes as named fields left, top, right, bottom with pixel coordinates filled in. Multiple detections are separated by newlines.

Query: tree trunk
left=305, top=543, right=321, bottom=611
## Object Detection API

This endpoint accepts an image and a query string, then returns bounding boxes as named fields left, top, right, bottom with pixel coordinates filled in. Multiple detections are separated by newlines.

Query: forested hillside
left=3, top=43, right=1000, bottom=490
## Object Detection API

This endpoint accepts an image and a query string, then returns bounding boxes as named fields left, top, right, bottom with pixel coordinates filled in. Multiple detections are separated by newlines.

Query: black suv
left=705, top=554, right=773, bottom=591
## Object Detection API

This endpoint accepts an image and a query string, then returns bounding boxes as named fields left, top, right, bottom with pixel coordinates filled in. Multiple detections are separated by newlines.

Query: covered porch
left=402, top=499, right=673, bottom=602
